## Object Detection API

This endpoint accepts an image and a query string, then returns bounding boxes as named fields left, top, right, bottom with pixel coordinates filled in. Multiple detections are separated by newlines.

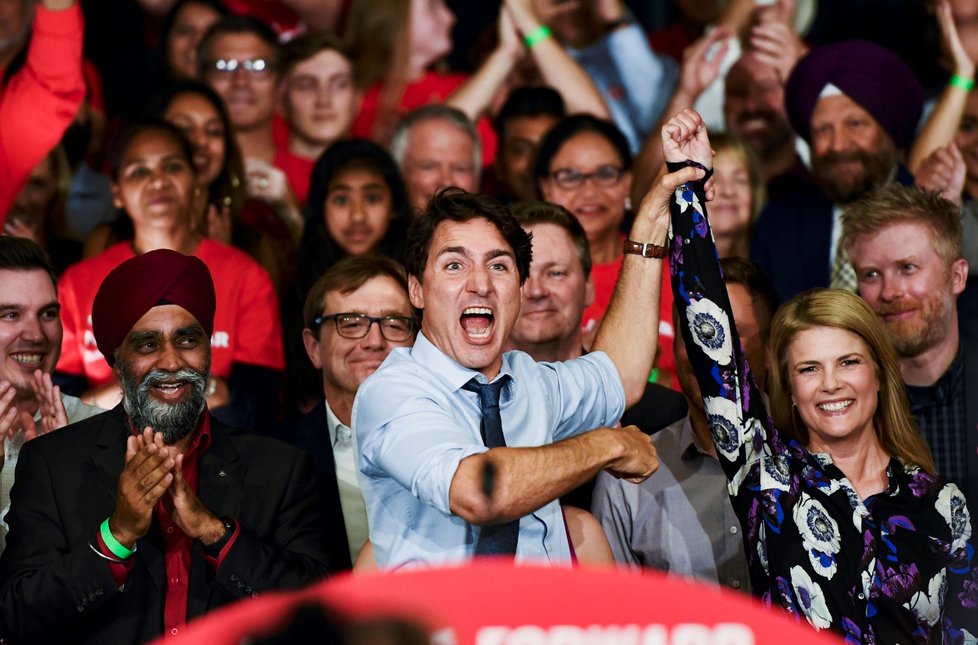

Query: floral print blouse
left=667, top=165, right=978, bottom=643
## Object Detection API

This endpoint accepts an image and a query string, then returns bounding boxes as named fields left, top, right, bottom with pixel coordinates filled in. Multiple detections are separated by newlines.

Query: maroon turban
left=785, top=40, right=923, bottom=149
left=92, top=249, right=216, bottom=365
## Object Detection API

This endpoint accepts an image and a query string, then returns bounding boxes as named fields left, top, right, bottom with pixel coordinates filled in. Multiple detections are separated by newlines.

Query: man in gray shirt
left=592, top=257, right=777, bottom=589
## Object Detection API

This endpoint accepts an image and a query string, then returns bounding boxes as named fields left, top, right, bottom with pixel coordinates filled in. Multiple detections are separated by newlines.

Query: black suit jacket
left=751, top=167, right=915, bottom=303
left=278, top=401, right=353, bottom=571
left=0, top=406, right=331, bottom=645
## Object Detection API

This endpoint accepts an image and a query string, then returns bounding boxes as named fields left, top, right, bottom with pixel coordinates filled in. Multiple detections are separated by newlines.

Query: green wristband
left=100, top=518, right=135, bottom=560
left=950, top=74, right=975, bottom=91
left=524, top=24, right=552, bottom=49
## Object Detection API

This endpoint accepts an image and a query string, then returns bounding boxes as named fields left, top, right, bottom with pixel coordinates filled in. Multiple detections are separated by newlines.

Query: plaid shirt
left=905, top=349, right=967, bottom=485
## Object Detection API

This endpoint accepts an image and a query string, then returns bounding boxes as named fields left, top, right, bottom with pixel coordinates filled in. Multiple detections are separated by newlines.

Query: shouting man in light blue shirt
left=355, top=183, right=680, bottom=569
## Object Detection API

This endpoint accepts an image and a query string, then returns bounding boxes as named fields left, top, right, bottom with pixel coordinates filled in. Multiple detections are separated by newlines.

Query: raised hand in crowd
left=748, top=0, right=807, bottom=82
left=447, top=0, right=609, bottom=122
left=915, top=142, right=966, bottom=206
left=908, top=0, right=977, bottom=172
left=632, top=28, right=728, bottom=201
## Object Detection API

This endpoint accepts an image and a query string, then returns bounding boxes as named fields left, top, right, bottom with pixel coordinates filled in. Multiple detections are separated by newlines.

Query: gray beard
left=119, top=361, right=209, bottom=444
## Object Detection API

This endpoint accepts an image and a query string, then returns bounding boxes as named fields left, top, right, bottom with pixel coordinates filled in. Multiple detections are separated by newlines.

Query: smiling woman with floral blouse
left=651, top=108, right=978, bottom=642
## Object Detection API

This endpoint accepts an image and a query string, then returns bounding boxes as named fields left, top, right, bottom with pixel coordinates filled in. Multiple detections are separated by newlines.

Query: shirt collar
left=323, top=399, right=353, bottom=448
left=411, top=331, right=516, bottom=399
left=906, top=346, right=964, bottom=408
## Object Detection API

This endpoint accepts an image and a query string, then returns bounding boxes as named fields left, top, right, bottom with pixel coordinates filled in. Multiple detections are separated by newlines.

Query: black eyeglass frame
left=549, top=165, right=625, bottom=190
left=311, top=313, right=416, bottom=341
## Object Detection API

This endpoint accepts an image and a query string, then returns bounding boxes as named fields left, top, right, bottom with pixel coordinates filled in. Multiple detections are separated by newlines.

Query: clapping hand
left=916, top=143, right=966, bottom=206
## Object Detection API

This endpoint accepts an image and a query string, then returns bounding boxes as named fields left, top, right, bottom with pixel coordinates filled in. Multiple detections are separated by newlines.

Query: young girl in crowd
left=296, top=139, right=410, bottom=300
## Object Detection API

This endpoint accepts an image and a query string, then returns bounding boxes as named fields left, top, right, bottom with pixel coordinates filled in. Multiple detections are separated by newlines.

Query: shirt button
left=166, top=527, right=174, bottom=534
left=729, top=526, right=739, bottom=535
left=731, top=580, right=741, bottom=589
left=170, top=578, right=179, bottom=584
left=858, top=592, right=865, bottom=600
left=171, top=628, right=179, bottom=635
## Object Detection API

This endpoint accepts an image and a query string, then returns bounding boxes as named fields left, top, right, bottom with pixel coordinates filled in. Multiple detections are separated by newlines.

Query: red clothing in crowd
left=221, top=0, right=302, bottom=39
left=274, top=146, right=315, bottom=206
left=0, top=3, right=85, bottom=223
left=352, top=70, right=498, bottom=165
left=57, top=239, right=285, bottom=387
left=585, top=253, right=677, bottom=389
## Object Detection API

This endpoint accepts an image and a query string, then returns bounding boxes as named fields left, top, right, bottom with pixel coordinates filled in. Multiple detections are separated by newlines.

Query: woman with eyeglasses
left=534, top=114, right=677, bottom=387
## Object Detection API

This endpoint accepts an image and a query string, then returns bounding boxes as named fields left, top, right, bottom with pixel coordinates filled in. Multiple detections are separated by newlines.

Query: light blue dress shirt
left=353, top=332, right=625, bottom=569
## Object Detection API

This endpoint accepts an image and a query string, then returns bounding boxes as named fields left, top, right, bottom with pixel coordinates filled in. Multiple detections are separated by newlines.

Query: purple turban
left=92, top=249, right=216, bottom=365
left=785, top=40, right=923, bottom=149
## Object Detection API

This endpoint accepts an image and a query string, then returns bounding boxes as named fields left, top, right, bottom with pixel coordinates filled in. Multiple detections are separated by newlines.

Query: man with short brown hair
left=842, top=184, right=977, bottom=512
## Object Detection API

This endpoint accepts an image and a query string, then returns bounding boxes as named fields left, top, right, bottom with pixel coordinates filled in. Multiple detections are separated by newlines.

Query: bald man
left=0, top=249, right=330, bottom=644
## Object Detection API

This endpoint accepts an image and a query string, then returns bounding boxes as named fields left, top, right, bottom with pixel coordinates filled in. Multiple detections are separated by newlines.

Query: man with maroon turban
left=0, top=249, right=331, bottom=645
left=750, top=40, right=925, bottom=302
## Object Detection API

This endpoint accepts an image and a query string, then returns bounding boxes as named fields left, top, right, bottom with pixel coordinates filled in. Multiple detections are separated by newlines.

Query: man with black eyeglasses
left=289, top=256, right=417, bottom=571
left=198, top=16, right=283, bottom=166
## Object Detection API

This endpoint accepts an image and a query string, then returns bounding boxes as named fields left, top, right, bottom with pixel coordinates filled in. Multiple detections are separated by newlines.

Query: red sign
left=161, top=561, right=844, bottom=644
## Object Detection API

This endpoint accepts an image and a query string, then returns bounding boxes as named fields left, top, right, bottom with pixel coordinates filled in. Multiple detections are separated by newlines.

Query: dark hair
left=512, top=201, right=591, bottom=278
left=718, top=256, right=780, bottom=339
left=532, top=115, right=632, bottom=187
left=297, top=139, right=411, bottom=297
left=494, top=86, right=566, bottom=139
left=404, top=188, right=533, bottom=284
left=282, top=32, right=354, bottom=81
left=159, top=0, right=229, bottom=75
left=107, top=120, right=195, bottom=181
left=303, top=256, right=412, bottom=337
left=146, top=80, right=245, bottom=221
left=197, top=15, right=284, bottom=76
left=0, top=237, right=58, bottom=290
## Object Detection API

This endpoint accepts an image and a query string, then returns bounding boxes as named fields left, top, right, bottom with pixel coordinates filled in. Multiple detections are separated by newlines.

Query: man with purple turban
left=750, top=40, right=924, bottom=302
left=0, top=249, right=331, bottom=644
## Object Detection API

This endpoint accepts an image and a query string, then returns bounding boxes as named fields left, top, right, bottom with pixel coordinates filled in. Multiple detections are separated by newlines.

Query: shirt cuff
left=94, top=531, right=132, bottom=587
left=203, top=517, right=240, bottom=569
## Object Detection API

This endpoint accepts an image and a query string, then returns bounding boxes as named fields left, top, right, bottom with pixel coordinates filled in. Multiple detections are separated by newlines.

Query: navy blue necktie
left=462, top=377, right=519, bottom=556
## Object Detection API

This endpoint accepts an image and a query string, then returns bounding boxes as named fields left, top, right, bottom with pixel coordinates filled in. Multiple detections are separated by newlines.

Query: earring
left=624, top=197, right=633, bottom=211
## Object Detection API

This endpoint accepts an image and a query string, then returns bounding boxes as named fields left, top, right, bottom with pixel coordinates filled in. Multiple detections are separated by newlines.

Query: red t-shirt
left=584, top=254, right=677, bottom=389
left=274, top=146, right=315, bottom=206
left=352, top=70, right=498, bottom=166
left=57, top=239, right=285, bottom=387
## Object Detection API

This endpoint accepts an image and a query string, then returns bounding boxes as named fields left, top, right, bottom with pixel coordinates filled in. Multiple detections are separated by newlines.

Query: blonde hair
left=710, top=131, right=766, bottom=223
left=768, top=288, right=935, bottom=474
left=840, top=184, right=963, bottom=269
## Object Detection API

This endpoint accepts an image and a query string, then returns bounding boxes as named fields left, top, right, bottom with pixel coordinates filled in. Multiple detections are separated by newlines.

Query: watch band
left=623, top=238, right=668, bottom=259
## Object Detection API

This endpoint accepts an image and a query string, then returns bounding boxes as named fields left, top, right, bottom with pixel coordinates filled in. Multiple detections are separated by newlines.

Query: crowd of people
left=1, top=0, right=977, bottom=642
